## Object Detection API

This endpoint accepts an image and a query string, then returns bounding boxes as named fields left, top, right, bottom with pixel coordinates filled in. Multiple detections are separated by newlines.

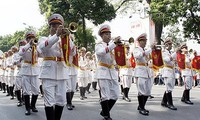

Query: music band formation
left=0, top=13, right=199, bottom=120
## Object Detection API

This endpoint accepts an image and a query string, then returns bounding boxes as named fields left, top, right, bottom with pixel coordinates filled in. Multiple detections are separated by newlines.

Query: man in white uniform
left=95, top=24, right=121, bottom=120
left=161, top=38, right=177, bottom=110
left=13, top=40, right=26, bottom=107
left=180, top=43, right=194, bottom=105
left=18, top=31, right=40, bottom=115
left=133, top=33, right=152, bottom=116
left=38, top=13, right=74, bottom=120
left=119, top=43, right=132, bottom=102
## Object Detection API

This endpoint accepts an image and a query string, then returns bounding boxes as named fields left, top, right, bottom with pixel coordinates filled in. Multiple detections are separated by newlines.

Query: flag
left=129, top=55, right=136, bottom=68
left=61, top=35, right=70, bottom=66
left=151, top=49, right=163, bottom=70
left=72, top=48, right=79, bottom=67
left=176, top=52, right=185, bottom=70
left=114, top=45, right=126, bottom=66
left=192, top=56, right=200, bottom=71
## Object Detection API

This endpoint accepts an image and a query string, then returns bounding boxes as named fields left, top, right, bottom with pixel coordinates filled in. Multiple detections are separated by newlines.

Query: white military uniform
left=119, top=52, right=132, bottom=88
left=7, top=54, right=15, bottom=87
left=67, top=34, right=77, bottom=93
left=181, top=53, right=193, bottom=90
left=13, top=51, right=22, bottom=91
left=161, top=49, right=177, bottom=92
left=133, top=46, right=152, bottom=96
left=18, top=43, right=40, bottom=95
left=95, top=41, right=119, bottom=101
left=77, top=55, right=89, bottom=87
left=38, top=34, right=74, bottom=107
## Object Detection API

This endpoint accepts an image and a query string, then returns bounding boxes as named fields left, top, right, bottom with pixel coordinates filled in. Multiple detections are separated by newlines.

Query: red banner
left=192, top=56, right=200, bottom=70
left=61, top=35, right=70, bottom=66
left=176, top=52, right=185, bottom=70
left=151, top=49, right=163, bottom=70
left=129, top=55, right=136, bottom=68
left=114, top=45, right=126, bottom=66
left=72, top=49, right=79, bottom=67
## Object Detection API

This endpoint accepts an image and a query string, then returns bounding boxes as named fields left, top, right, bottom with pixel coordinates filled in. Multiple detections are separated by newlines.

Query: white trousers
left=8, top=76, right=15, bottom=87
left=42, top=79, right=66, bottom=107
left=98, top=79, right=119, bottom=101
left=183, top=76, right=193, bottom=90
left=164, top=77, right=175, bottom=93
left=66, top=75, right=77, bottom=92
left=135, top=77, right=151, bottom=96
left=22, top=75, right=40, bottom=95
left=120, top=75, right=132, bottom=88
left=78, top=77, right=88, bottom=87
left=14, top=76, right=22, bottom=91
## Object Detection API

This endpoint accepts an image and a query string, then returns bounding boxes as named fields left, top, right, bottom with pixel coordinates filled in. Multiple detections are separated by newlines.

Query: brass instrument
left=33, top=39, right=38, bottom=45
left=69, top=22, right=78, bottom=33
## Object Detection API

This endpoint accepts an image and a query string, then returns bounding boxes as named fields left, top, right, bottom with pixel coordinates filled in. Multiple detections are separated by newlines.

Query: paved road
left=0, top=84, right=200, bottom=120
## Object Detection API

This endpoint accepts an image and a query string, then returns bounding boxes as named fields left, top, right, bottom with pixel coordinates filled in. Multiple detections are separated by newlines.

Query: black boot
left=86, top=83, right=91, bottom=93
left=0, top=82, right=2, bottom=91
left=143, top=96, right=149, bottom=113
left=83, top=87, right=87, bottom=99
left=108, top=99, right=116, bottom=111
left=31, top=95, right=38, bottom=112
left=71, top=92, right=75, bottom=108
left=166, top=92, right=177, bottom=110
left=92, top=82, right=97, bottom=90
left=181, top=90, right=186, bottom=102
left=100, top=100, right=112, bottom=120
left=55, top=105, right=64, bottom=120
left=79, top=87, right=84, bottom=100
left=137, top=96, right=148, bottom=116
left=120, top=85, right=124, bottom=95
left=16, top=90, right=23, bottom=107
left=2, top=83, right=6, bottom=93
left=45, top=106, right=55, bottom=120
left=123, top=88, right=131, bottom=102
left=9, top=86, right=14, bottom=100
left=161, top=92, right=168, bottom=107
left=66, top=92, right=73, bottom=110
left=24, top=95, right=31, bottom=115
left=185, top=90, right=193, bottom=105
left=6, top=85, right=10, bottom=96
left=39, top=85, right=44, bottom=97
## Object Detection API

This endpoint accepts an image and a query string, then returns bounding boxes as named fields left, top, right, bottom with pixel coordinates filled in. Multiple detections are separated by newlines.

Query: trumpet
left=69, top=22, right=78, bottom=33
left=33, top=39, right=38, bottom=45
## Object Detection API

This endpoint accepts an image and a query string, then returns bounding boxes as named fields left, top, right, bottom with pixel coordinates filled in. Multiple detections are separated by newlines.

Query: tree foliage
left=38, top=0, right=116, bottom=50
left=149, top=0, right=200, bottom=41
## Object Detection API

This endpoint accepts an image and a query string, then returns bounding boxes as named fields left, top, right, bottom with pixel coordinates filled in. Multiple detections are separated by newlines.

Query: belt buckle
left=55, top=57, right=58, bottom=61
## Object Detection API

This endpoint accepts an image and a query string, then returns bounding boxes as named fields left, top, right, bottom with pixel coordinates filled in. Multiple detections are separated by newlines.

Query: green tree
left=0, top=31, right=26, bottom=52
left=38, top=0, right=116, bottom=49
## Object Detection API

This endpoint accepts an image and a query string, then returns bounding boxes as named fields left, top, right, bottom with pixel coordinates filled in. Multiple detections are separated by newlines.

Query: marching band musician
left=4, top=52, right=10, bottom=96
left=38, top=13, right=75, bottom=120
left=133, top=33, right=153, bottom=116
left=0, top=54, right=4, bottom=92
left=85, top=51, right=92, bottom=94
left=161, top=37, right=177, bottom=110
left=180, top=43, right=194, bottom=105
left=95, top=24, right=120, bottom=120
left=7, top=49, right=15, bottom=100
left=66, top=34, right=77, bottom=110
left=2, top=52, right=8, bottom=94
left=77, top=47, right=89, bottom=100
left=91, top=54, right=98, bottom=90
left=13, top=40, right=26, bottom=107
left=119, top=43, right=132, bottom=102
left=18, top=31, right=40, bottom=115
